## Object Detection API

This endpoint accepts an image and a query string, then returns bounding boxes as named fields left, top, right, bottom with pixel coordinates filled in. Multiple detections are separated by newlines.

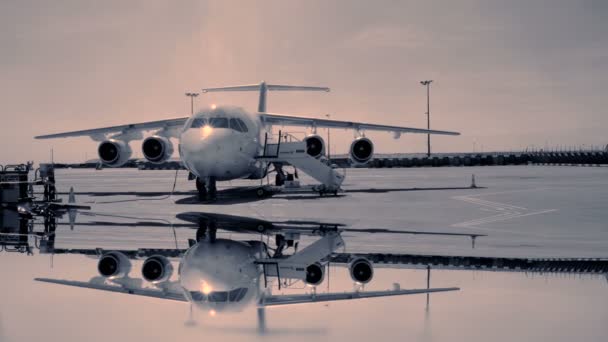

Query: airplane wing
left=35, top=278, right=187, bottom=302
left=176, top=212, right=484, bottom=239
left=34, top=117, right=189, bottom=141
left=40, top=247, right=187, bottom=259
left=259, top=113, right=460, bottom=136
left=260, top=286, right=459, bottom=307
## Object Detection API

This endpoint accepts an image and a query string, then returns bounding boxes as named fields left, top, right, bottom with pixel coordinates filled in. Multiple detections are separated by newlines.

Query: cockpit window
left=189, top=291, right=205, bottom=301
left=208, top=291, right=228, bottom=302
left=190, top=118, right=206, bottom=129
left=188, top=116, right=248, bottom=133
left=188, top=288, right=248, bottom=303
left=228, top=287, right=248, bottom=301
left=229, top=118, right=248, bottom=133
left=208, top=117, right=229, bottom=129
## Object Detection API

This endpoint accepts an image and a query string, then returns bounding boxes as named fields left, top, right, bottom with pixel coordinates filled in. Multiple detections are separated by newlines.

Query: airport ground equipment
left=0, top=162, right=90, bottom=254
left=256, top=131, right=345, bottom=195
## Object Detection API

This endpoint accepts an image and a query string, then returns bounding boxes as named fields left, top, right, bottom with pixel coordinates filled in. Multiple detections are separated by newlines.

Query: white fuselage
left=178, top=239, right=264, bottom=314
left=178, top=106, right=269, bottom=181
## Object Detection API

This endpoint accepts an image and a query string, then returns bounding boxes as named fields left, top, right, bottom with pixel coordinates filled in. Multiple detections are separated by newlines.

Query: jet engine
left=141, top=255, right=174, bottom=283
left=349, top=137, right=374, bottom=165
left=142, top=136, right=174, bottom=163
left=304, top=134, right=325, bottom=158
left=97, top=251, right=132, bottom=279
left=98, top=139, right=132, bottom=167
left=348, top=258, right=374, bottom=284
left=305, top=262, right=325, bottom=286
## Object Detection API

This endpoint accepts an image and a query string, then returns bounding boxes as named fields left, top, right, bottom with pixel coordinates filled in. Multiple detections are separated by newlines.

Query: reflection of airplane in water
left=35, top=82, right=459, bottom=199
left=35, top=212, right=474, bottom=331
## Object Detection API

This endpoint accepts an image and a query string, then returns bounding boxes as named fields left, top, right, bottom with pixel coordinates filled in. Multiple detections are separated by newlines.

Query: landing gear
left=208, top=177, right=217, bottom=200
left=195, top=177, right=217, bottom=201
left=256, top=187, right=267, bottom=198
left=196, top=218, right=217, bottom=243
left=195, top=178, right=207, bottom=201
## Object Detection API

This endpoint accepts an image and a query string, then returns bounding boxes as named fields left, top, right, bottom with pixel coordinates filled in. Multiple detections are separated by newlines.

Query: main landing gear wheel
left=256, top=187, right=267, bottom=198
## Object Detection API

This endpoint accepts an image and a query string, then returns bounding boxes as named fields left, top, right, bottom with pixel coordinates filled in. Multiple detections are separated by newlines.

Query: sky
left=1, top=0, right=607, bottom=163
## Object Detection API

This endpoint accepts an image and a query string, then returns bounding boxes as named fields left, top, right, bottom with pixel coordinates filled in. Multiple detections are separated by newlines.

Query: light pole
left=420, top=80, right=433, bottom=157
left=326, top=114, right=331, bottom=161
left=185, top=92, right=199, bottom=115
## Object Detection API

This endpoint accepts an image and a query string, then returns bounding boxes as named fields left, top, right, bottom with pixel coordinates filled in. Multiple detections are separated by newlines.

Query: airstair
left=257, top=132, right=344, bottom=194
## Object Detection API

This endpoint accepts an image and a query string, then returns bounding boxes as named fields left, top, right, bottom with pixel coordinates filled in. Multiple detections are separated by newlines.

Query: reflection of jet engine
left=141, top=255, right=174, bottom=283
left=349, top=137, right=374, bottom=165
left=142, top=136, right=174, bottom=163
left=305, top=262, right=325, bottom=286
left=98, top=139, right=132, bottom=166
left=304, top=134, right=325, bottom=158
left=97, top=251, right=132, bottom=278
left=349, top=258, right=374, bottom=284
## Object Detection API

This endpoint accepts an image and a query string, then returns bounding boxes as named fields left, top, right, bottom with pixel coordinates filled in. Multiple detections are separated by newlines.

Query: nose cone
left=179, top=127, right=236, bottom=178
left=178, top=240, right=259, bottom=313
left=180, top=126, right=232, bottom=154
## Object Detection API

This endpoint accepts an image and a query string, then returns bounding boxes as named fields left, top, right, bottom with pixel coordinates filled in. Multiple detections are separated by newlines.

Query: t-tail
left=201, top=81, right=330, bottom=113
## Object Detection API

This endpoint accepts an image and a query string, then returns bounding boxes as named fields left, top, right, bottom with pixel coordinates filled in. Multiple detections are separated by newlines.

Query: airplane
left=35, top=82, right=460, bottom=200
left=35, top=212, right=471, bottom=332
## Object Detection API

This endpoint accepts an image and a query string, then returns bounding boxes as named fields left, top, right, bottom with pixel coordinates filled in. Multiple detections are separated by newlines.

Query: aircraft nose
left=179, top=128, right=236, bottom=177
left=180, top=128, right=232, bottom=154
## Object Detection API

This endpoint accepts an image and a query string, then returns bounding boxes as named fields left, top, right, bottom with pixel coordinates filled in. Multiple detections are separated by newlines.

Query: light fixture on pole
left=420, top=80, right=433, bottom=157
left=185, top=92, right=199, bottom=115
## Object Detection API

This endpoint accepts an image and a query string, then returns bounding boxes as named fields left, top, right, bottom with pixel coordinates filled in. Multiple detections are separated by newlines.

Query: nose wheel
left=196, top=218, right=217, bottom=243
left=208, top=177, right=217, bottom=200
left=195, top=178, right=207, bottom=201
left=195, top=177, right=217, bottom=201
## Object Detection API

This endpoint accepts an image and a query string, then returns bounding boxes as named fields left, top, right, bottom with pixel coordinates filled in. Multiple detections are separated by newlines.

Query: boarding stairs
left=257, top=132, right=344, bottom=193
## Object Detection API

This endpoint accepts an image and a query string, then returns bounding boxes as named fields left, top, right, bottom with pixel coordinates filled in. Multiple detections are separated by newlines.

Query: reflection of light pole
left=326, top=114, right=331, bottom=161
left=185, top=92, right=199, bottom=115
left=420, top=80, right=433, bottom=157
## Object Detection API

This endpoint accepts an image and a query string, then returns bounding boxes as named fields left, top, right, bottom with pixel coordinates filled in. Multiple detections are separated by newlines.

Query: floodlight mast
left=420, top=80, right=433, bottom=157
left=185, top=92, right=199, bottom=115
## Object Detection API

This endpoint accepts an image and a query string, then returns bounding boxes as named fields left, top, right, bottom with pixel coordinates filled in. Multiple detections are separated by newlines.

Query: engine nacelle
left=141, top=255, right=174, bottom=283
left=142, top=136, right=174, bottom=163
left=305, top=262, right=325, bottom=286
left=349, top=137, right=374, bottom=165
left=97, top=251, right=132, bottom=279
left=98, top=139, right=132, bottom=167
left=349, top=258, right=374, bottom=284
left=304, top=134, right=325, bottom=158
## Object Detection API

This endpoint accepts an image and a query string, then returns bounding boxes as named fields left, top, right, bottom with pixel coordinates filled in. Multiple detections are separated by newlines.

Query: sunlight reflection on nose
left=200, top=280, right=213, bottom=295
left=200, top=125, right=213, bottom=139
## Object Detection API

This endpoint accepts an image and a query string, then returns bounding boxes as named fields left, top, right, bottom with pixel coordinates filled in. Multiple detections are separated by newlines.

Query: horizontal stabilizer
left=202, top=81, right=330, bottom=112
left=201, top=84, right=329, bottom=93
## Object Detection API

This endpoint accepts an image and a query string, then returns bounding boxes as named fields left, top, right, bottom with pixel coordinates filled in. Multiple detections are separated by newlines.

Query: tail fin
left=201, top=81, right=330, bottom=112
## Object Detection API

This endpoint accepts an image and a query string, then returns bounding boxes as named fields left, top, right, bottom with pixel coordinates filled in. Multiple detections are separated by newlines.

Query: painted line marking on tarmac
left=452, top=192, right=556, bottom=228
